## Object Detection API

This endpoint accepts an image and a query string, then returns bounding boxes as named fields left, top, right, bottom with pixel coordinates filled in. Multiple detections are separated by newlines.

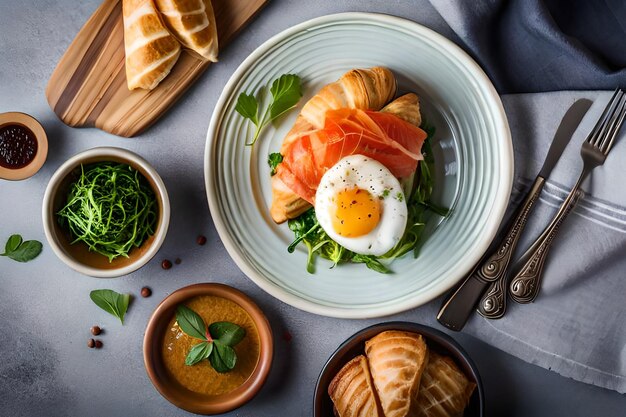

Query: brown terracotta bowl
left=314, top=321, right=484, bottom=417
left=0, top=112, right=48, bottom=180
left=42, top=147, right=170, bottom=277
left=143, top=283, right=274, bottom=415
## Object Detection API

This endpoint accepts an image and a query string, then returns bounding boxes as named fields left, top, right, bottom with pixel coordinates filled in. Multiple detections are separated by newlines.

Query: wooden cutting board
left=46, top=0, right=267, bottom=138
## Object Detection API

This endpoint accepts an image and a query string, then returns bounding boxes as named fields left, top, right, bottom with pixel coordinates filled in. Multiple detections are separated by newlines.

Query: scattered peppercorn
left=141, top=286, right=152, bottom=298
left=161, top=259, right=172, bottom=270
left=196, top=235, right=207, bottom=245
left=283, top=330, right=293, bottom=343
left=95, top=340, right=103, bottom=349
left=90, top=326, right=101, bottom=336
left=87, top=338, right=95, bottom=348
left=174, top=258, right=182, bottom=265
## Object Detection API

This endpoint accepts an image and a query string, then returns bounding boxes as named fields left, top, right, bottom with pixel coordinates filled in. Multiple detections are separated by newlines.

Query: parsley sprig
left=235, top=74, right=303, bottom=146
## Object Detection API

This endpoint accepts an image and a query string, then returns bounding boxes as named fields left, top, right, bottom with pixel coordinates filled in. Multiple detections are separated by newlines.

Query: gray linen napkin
left=427, top=0, right=626, bottom=393
left=428, top=0, right=626, bottom=93
left=458, top=90, right=626, bottom=393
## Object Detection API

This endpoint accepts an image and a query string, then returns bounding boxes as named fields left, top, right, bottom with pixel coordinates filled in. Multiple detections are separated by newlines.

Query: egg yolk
left=331, top=187, right=381, bottom=237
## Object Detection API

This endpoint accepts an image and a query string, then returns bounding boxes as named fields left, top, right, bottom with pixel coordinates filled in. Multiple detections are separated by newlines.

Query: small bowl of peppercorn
left=0, top=112, right=48, bottom=180
left=42, top=147, right=170, bottom=278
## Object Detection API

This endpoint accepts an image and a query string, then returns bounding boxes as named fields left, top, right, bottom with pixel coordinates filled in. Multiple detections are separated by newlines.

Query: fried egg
left=315, top=155, right=408, bottom=256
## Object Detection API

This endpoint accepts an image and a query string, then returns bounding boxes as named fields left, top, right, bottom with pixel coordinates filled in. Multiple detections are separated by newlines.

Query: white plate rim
left=204, top=12, right=513, bottom=318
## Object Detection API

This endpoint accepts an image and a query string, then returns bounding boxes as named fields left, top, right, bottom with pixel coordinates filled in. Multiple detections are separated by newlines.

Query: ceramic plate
left=205, top=13, right=512, bottom=318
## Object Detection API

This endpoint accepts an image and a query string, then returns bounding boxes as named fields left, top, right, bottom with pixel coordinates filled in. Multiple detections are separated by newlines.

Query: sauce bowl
left=0, top=112, right=48, bottom=180
left=42, top=147, right=170, bottom=277
left=143, top=283, right=274, bottom=415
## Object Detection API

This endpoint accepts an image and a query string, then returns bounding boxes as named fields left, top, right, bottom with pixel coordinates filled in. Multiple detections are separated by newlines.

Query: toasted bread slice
left=365, top=331, right=429, bottom=417
left=329, top=355, right=384, bottom=417
left=414, top=351, right=476, bottom=417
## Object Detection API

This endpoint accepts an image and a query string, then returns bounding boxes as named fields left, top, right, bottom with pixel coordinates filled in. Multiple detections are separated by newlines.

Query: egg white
left=315, top=155, right=408, bottom=256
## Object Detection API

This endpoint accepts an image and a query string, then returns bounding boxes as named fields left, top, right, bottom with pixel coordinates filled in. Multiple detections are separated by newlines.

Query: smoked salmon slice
left=277, top=108, right=427, bottom=204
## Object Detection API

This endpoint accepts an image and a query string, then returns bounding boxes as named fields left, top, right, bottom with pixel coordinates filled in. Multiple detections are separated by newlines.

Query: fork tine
left=601, top=90, right=626, bottom=155
left=587, top=89, right=623, bottom=147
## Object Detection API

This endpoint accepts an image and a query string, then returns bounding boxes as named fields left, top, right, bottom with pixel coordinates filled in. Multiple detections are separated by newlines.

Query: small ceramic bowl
left=42, top=147, right=170, bottom=278
left=143, top=283, right=274, bottom=415
left=314, top=321, right=484, bottom=417
left=0, top=112, right=48, bottom=180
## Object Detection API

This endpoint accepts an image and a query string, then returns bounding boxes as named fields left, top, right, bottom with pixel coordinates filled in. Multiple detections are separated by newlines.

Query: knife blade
left=437, top=98, right=592, bottom=331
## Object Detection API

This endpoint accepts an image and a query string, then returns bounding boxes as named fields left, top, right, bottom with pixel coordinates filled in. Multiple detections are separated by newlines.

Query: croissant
left=154, top=0, right=219, bottom=61
left=123, top=0, right=182, bottom=90
left=414, top=352, right=476, bottom=417
left=270, top=67, right=420, bottom=224
left=328, top=355, right=384, bottom=417
left=365, top=331, right=429, bottom=417
left=381, top=93, right=422, bottom=127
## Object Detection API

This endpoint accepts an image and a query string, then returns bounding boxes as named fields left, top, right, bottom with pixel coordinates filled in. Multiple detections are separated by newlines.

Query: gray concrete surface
left=0, top=0, right=624, bottom=416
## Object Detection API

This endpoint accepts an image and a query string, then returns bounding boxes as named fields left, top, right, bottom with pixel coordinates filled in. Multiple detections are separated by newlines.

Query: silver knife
left=437, top=98, right=592, bottom=330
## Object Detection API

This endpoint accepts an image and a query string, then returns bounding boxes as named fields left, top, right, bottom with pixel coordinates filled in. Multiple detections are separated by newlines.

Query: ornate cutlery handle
left=476, top=177, right=545, bottom=319
left=510, top=186, right=584, bottom=304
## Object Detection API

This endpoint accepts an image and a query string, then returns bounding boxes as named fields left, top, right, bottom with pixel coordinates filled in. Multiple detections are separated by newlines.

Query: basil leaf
left=6, top=240, right=43, bottom=262
left=176, top=305, right=208, bottom=341
left=209, top=322, right=246, bottom=347
left=269, top=74, right=303, bottom=120
left=268, top=152, right=283, bottom=176
left=235, top=92, right=259, bottom=125
left=5, top=234, right=22, bottom=253
left=90, top=289, right=130, bottom=324
left=185, top=341, right=213, bottom=366
left=209, top=340, right=237, bottom=373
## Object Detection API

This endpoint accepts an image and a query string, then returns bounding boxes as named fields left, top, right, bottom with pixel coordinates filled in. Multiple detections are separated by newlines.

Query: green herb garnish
left=90, top=289, right=130, bottom=324
left=176, top=305, right=246, bottom=373
left=287, top=121, right=447, bottom=273
left=1, top=234, right=42, bottom=262
left=268, top=152, right=283, bottom=175
left=236, top=74, right=303, bottom=146
left=57, top=162, right=157, bottom=262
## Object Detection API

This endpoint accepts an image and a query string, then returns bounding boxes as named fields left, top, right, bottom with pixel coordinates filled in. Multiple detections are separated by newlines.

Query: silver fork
left=509, top=89, right=626, bottom=304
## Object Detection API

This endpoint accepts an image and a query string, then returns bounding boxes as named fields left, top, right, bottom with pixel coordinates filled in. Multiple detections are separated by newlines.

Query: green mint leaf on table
left=235, top=73, right=303, bottom=146
left=185, top=341, right=213, bottom=366
left=268, top=152, right=283, bottom=176
left=1, top=234, right=43, bottom=263
left=90, top=289, right=130, bottom=324
left=235, top=92, right=258, bottom=125
left=7, top=240, right=43, bottom=262
left=209, top=322, right=246, bottom=346
left=268, top=74, right=303, bottom=120
left=209, top=341, right=237, bottom=373
left=176, top=305, right=208, bottom=341
left=5, top=235, right=22, bottom=253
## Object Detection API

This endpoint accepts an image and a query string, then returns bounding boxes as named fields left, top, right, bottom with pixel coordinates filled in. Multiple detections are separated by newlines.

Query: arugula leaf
left=90, top=289, right=130, bottom=324
left=209, top=322, right=246, bottom=347
left=352, top=254, right=391, bottom=274
left=1, top=234, right=42, bottom=263
left=5, top=235, right=22, bottom=253
left=176, top=305, right=208, bottom=341
left=268, top=152, right=283, bottom=176
left=235, top=92, right=258, bottom=125
left=235, top=73, right=303, bottom=146
left=185, top=341, right=213, bottom=366
left=269, top=74, right=303, bottom=120
left=210, top=340, right=237, bottom=373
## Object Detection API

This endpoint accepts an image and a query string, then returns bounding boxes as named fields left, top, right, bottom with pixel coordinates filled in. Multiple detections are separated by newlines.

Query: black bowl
left=313, top=321, right=484, bottom=417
